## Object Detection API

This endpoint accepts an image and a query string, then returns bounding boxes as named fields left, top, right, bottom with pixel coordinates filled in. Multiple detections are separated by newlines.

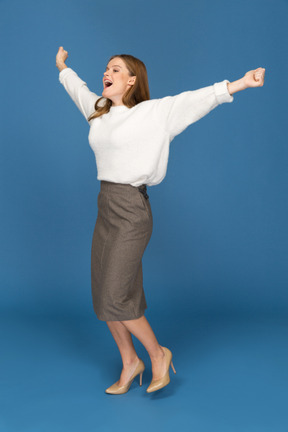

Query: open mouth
left=104, top=81, right=113, bottom=88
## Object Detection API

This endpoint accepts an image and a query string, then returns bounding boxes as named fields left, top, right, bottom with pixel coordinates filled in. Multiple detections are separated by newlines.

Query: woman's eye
left=113, top=69, right=119, bottom=72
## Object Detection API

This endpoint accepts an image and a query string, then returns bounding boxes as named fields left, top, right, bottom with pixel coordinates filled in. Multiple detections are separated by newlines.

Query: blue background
left=1, top=0, right=287, bottom=431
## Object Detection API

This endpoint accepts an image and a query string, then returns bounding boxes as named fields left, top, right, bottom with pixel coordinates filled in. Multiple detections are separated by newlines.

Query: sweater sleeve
left=154, top=80, right=234, bottom=140
left=59, top=67, right=101, bottom=123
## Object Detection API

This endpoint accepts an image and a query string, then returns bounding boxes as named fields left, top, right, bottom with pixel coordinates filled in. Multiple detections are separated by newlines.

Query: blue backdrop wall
left=0, top=0, right=287, bottom=317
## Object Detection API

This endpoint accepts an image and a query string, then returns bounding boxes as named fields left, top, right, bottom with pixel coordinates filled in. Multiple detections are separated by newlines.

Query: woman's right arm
left=56, top=46, right=101, bottom=123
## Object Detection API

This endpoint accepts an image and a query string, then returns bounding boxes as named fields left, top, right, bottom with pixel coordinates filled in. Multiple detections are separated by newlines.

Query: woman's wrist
left=227, top=77, right=247, bottom=95
left=57, top=63, right=68, bottom=72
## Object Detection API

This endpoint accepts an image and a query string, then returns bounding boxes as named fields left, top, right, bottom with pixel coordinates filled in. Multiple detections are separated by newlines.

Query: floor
left=1, top=305, right=287, bottom=432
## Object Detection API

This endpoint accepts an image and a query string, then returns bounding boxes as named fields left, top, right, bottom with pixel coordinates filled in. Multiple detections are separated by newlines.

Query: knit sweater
left=59, top=67, right=234, bottom=187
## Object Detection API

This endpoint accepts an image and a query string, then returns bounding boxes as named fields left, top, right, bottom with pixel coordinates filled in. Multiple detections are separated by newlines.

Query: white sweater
left=59, top=67, right=234, bottom=187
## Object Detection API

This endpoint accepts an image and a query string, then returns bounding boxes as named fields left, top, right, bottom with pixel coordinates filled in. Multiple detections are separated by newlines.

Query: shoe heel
left=170, top=360, right=176, bottom=374
left=139, top=371, right=143, bottom=386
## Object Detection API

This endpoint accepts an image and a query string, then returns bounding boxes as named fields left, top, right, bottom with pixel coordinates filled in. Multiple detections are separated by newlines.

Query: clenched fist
left=243, top=67, right=265, bottom=88
left=56, top=46, right=69, bottom=71
left=227, top=67, right=266, bottom=95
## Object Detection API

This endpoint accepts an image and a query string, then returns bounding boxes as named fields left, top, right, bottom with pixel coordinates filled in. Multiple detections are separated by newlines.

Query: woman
left=56, top=46, right=265, bottom=394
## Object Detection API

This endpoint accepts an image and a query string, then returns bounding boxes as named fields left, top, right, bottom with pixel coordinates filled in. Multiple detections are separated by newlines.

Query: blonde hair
left=87, top=54, right=150, bottom=121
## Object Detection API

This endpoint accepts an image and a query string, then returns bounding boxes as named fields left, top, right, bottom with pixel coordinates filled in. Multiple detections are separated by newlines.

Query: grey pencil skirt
left=91, top=180, right=153, bottom=321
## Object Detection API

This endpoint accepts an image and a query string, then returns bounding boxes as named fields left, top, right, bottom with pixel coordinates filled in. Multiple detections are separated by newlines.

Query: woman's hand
left=56, top=46, right=69, bottom=71
left=227, top=67, right=266, bottom=95
left=243, top=67, right=266, bottom=88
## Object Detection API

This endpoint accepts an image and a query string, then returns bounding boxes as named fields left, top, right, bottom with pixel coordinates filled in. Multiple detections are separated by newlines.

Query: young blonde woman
left=56, top=46, right=265, bottom=394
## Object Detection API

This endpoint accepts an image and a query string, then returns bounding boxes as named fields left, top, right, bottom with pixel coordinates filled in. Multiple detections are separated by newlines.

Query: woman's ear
left=128, top=76, right=136, bottom=86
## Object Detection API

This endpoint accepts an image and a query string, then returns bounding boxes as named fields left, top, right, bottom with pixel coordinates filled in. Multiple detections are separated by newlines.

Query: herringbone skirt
left=91, top=181, right=153, bottom=321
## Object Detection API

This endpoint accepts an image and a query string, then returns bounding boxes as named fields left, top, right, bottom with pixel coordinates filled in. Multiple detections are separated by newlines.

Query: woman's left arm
left=153, top=67, right=266, bottom=141
left=227, top=67, right=266, bottom=95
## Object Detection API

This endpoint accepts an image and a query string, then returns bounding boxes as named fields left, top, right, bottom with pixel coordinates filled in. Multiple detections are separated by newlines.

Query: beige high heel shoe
left=105, top=358, right=145, bottom=395
left=146, top=347, right=176, bottom=393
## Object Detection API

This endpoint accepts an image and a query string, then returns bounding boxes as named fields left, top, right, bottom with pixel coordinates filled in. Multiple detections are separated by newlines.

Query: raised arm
left=153, top=67, right=266, bottom=140
left=56, top=46, right=101, bottom=123
left=153, top=79, right=234, bottom=140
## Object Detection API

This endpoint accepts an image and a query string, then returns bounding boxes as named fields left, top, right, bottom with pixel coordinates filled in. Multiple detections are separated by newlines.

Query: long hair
left=87, top=54, right=150, bottom=121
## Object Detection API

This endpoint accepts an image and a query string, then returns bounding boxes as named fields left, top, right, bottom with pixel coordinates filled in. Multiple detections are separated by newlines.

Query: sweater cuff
left=59, top=67, right=73, bottom=83
left=213, top=79, right=234, bottom=104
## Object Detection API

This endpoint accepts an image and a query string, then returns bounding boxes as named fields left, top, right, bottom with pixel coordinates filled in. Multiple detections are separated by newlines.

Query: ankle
left=149, top=345, right=165, bottom=360
left=122, top=354, right=139, bottom=369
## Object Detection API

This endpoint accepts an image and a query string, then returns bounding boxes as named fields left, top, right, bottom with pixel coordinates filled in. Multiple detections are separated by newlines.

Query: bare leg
left=106, top=320, right=141, bottom=386
left=120, top=315, right=167, bottom=381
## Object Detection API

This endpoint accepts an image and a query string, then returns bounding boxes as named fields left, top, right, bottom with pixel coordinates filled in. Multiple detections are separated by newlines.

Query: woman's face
left=102, top=57, right=136, bottom=106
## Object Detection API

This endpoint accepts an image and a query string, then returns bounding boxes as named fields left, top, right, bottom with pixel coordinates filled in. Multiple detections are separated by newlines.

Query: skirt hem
left=95, top=307, right=147, bottom=322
